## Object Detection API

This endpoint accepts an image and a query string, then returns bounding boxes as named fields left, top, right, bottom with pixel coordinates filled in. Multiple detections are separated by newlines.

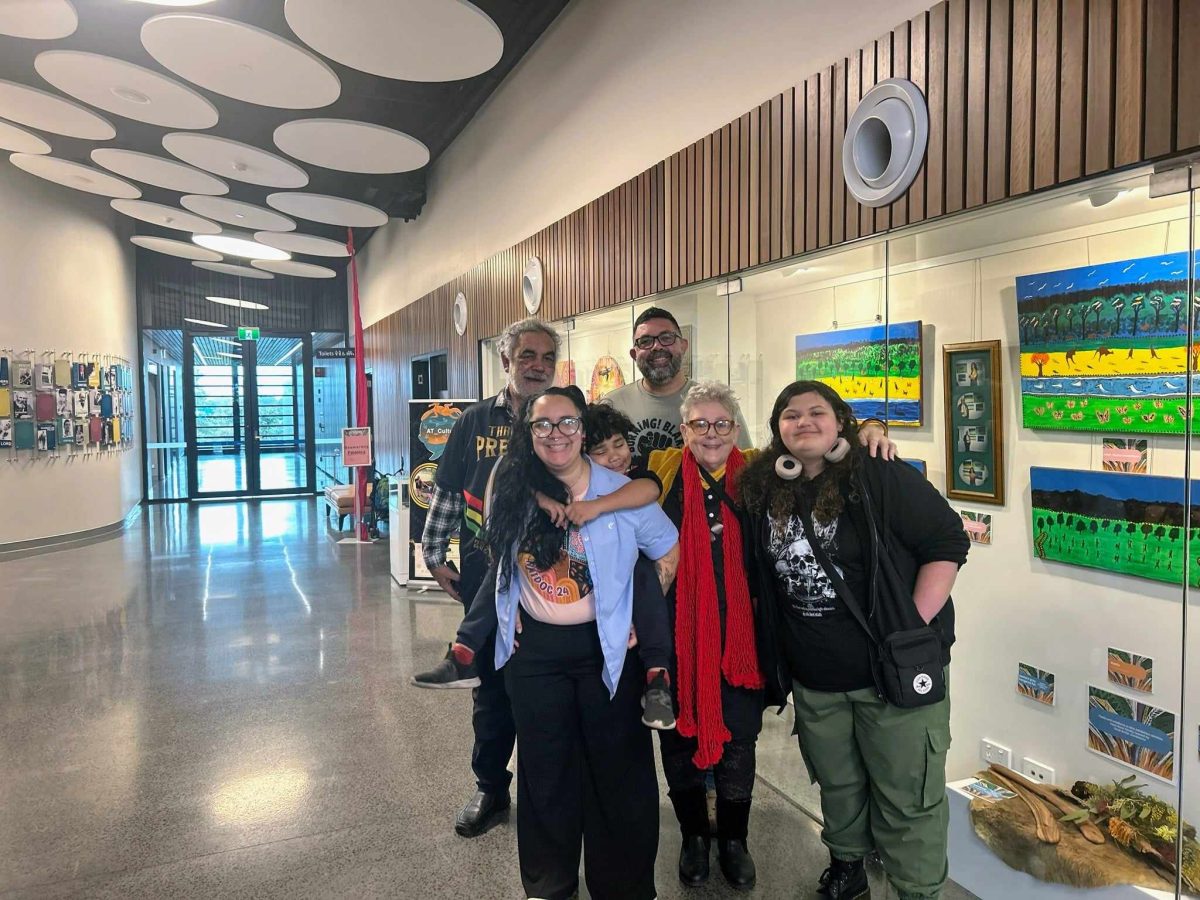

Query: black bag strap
left=698, top=463, right=741, bottom=517
left=797, top=494, right=879, bottom=648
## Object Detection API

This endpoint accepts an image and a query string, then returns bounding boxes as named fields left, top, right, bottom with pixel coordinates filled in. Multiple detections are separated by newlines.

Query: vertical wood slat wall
left=367, top=0, right=1200, bottom=473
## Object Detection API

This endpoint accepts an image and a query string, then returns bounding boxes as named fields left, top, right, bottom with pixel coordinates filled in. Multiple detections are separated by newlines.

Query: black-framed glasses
left=685, top=418, right=735, bottom=436
left=530, top=416, right=583, bottom=438
left=633, top=331, right=682, bottom=350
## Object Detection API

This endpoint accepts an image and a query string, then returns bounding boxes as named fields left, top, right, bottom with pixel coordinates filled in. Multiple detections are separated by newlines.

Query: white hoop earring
left=775, top=454, right=802, bottom=480
left=824, top=437, right=851, bottom=463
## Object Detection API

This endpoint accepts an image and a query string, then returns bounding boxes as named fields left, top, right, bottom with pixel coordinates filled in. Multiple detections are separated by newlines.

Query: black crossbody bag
left=798, top=497, right=945, bottom=709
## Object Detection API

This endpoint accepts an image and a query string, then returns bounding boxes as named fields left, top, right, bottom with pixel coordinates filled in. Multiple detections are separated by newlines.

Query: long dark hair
left=738, top=380, right=862, bottom=524
left=483, top=386, right=588, bottom=589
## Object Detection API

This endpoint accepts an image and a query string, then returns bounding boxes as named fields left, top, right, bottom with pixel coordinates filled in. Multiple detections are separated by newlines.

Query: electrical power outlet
left=1022, top=758, right=1055, bottom=784
left=981, top=739, right=1012, bottom=768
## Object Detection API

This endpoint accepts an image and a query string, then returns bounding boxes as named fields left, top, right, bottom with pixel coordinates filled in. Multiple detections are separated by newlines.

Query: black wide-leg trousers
left=503, top=616, right=659, bottom=900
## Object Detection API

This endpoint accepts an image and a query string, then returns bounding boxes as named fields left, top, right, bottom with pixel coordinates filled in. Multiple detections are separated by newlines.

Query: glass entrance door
left=183, top=332, right=316, bottom=498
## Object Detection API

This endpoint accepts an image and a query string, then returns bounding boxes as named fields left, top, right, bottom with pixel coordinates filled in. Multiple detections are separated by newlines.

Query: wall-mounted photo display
left=795, top=320, right=923, bottom=426
left=0, top=354, right=9, bottom=386
left=1016, top=251, right=1196, bottom=434
left=16, top=360, right=32, bottom=388
left=71, top=362, right=86, bottom=388
left=1107, top=648, right=1153, bottom=693
left=34, top=391, right=55, bottom=420
left=54, top=388, right=69, bottom=417
left=943, top=340, right=1004, bottom=504
left=1088, top=685, right=1175, bottom=783
left=12, top=390, right=33, bottom=419
left=1031, top=466, right=1195, bottom=587
left=1016, top=662, right=1055, bottom=706
left=53, top=359, right=71, bottom=387
left=1101, top=437, right=1149, bottom=473
left=86, top=362, right=99, bottom=389
left=88, top=389, right=103, bottom=416
left=35, top=422, right=55, bottom=451
left=72, top=390, right=88, bottom=417
left=0, top=418, right=11, bottom=448
left=0, top=387, right=9, bottom=418
left=35, top=363, right=53, bottom=391
left=58, top=417, right=74, bottom=443
left=13, top=420, right=34, bottom=449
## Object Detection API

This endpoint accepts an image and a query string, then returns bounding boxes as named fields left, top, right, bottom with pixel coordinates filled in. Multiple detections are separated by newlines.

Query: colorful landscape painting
left=1088, top=685, right=1175, bottom=782
left=1015, top=252, right=1198, bottom=433
left=795, top=321, right=923, bottom=426
left=1030, top=466, right=1199, bottom=587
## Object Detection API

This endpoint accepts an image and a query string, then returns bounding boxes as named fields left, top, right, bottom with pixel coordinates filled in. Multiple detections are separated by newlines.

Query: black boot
left=817, top=854, right=870, bottom=899
left=716, top=797, right=756, bottom=890
left=669, top=789, right=710, bottom=886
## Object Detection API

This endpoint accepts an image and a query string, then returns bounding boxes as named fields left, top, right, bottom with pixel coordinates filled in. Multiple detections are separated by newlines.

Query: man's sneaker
left=641, top=670, right=676, bottom=730
left=411, top=644, right=480, bottom=689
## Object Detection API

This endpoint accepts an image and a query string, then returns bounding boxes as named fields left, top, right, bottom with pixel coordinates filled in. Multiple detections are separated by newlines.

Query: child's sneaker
left=641, top=670, right=676, bottom=730
left=411, top=643, right=480, bottom=689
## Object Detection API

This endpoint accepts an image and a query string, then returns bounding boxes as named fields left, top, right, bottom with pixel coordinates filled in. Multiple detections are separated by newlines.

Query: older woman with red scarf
left=645, top=380, right=765, bottom=891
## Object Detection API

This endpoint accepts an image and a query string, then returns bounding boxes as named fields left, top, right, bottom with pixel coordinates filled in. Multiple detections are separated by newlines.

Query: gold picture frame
left=943, top=340, right=1005, bottom=505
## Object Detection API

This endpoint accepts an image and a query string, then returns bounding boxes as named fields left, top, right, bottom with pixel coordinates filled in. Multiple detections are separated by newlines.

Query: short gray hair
left=681, top=380, right=741, bottom=422
left=497, top=317, right=561, bottom=360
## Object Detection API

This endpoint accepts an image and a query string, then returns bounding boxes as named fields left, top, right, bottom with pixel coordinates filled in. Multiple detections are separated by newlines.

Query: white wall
left=0, top=163, right=141, bottom=545
left=358, top=0, right=931, bottom=328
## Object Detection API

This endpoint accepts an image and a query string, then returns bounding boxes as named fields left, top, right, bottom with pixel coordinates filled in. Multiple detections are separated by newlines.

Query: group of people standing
left=412, top=308, right=970, bottom=900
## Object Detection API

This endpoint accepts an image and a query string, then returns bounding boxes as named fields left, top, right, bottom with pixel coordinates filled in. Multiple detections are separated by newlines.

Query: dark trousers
left=459, top=568, right=515, bottom=794
left=658, top=730, right=758, bottom=804
left=504, top=616, right=659, bottom=900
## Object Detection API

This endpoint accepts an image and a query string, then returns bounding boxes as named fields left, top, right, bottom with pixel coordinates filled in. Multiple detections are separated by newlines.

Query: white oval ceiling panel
left=10, top=154, right=139, bottom=198
left=193, top=231, right=290, bottom=260
left=0, top=80, right=115, bottom=140
left=141, top=13, right=340, bottom=109
left=0, top=120, right=50, bottom=154
left=34, top=51, right=219, bottom=130
left=273, top=119, right=429, bottom=174
left=91, top=149, right=228, bottom=195
left=110, top=199, right=220, bottom=234
left=265, top=191, right=387, bottom=228
left=208, top=295, right=269, bottom=310
left=131, top=234, right=221, bottom=261
left=253, top=231, right=348, bottom=258
left=285, top=0, right=503, bottom=82
left=162, top=132, right=308, bottom=188
left=250, top=259, right=336, bottom=278
left=193, top=260, right=274, bottom=279
left=0, top=0, right=77, bottom=40
left=181, top=195, right=296, bottom=232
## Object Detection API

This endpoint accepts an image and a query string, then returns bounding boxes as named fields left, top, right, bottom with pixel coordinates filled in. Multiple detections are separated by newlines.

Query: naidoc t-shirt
left=602, top=378, right=753, bottom=461
left=517, top=525, right=596, bottom=625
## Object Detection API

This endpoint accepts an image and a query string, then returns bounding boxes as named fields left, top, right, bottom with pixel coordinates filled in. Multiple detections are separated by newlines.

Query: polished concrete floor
left=0, top=499, right=976, bottom=899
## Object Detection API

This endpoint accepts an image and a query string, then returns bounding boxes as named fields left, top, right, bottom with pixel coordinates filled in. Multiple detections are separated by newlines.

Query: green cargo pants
left=791, top=677, right=951, bottom=900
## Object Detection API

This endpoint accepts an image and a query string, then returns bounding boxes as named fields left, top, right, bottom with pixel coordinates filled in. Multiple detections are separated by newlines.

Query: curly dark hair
left=482, top=386, right=587, bottom=590
left=738, top=380, right=861, bottom=525
left=582, top=403, right=635, bottom=453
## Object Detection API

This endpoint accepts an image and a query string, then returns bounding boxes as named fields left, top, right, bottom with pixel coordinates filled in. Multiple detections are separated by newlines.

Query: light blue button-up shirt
left=494, top=458, right=679, bottom=697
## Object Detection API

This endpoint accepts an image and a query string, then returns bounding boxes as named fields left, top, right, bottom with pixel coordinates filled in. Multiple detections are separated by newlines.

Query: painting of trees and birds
left=1016, top=252, right=1198, bottom=433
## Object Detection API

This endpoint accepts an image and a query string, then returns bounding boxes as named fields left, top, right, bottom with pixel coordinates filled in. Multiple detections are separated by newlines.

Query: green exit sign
left=238, top=326, right=260, bottom=340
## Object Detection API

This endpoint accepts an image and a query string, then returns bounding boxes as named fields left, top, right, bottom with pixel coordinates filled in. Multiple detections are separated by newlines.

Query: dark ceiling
left=0, top=0, right=569, bottom=256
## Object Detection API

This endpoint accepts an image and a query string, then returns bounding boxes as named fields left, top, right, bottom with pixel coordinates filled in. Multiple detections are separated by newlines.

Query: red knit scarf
left=675, top=447, right=764, bottom=769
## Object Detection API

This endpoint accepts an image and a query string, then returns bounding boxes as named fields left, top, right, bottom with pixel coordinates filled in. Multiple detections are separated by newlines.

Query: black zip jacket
left=748, top=450, right=970, bottom=708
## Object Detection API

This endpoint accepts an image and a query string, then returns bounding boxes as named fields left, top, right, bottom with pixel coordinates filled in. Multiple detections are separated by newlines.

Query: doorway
left=183, top=332, right=316, bottom=498
left=410, top=351, right=449, bottom=400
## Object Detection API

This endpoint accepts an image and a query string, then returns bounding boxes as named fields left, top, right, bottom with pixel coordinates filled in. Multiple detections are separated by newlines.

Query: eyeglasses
left=684, top=418, right=735, bottom=436
left=633, top=331, right=682, bottom=350
left=530, top=416, right=583, bottom=438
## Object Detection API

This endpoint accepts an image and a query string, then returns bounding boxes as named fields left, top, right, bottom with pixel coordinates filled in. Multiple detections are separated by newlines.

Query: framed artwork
left=1017, top=663, right=1055, bottom=706
left=943, top=340, right=1004, bottom=504
left=904, top=458, right=927, bottom=478
left=1031, top=466, right=1197, bottom=587
left=12, top=390, right=33, bottom=419
left=1088, top=685, right=1175, bottom=783
left=16, top=360, right=33, bottom=388
left=1102, top=438, right=1149, bottom=473
left=13, top=420, right=35, bottom=449
left=0, top=418, right=11, bottom=448
left=1016, top=251, right=1197, bottom=434
left=35, top=363, right=53, bottom=391
left=589, top=355, right=626, bottom=402
left=0, top=387, right=9, bottom=417
left=0, top=354, right=8, bottom=386
left=959, top=509, right=992, bottom=544
left=795, top=320, right=923, bottom=426
left=1107, top=648, right=1153, bottom=693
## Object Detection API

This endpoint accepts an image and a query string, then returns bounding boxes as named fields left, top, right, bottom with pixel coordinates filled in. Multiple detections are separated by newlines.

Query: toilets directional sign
left=341, top=427, right=372, bottom=468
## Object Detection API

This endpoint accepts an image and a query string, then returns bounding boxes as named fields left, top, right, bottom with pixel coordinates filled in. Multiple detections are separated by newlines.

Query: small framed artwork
left=943, top=340, right=1005, bottom=505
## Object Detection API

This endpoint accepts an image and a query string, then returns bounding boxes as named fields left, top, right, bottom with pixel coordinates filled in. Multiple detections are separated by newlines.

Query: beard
left=638, top=351, right=681, bottom=386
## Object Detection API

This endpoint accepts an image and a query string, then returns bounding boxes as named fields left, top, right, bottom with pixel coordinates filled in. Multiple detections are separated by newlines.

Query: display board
left=408, top=399, right=472, bottom=584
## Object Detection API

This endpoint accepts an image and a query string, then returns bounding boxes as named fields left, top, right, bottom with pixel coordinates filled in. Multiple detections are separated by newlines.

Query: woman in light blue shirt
left=483, top=386, right=678, bottom=900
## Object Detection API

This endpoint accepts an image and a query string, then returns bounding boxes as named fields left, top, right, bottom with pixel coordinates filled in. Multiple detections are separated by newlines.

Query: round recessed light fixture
left=0, top=0, right=77, bottom=40
left=842, top=78, right=928, bottom=208
left=0, top=80, right=116, bottom=140
left=273, top=118, right=429, bottom=174
left=522, top=257, right=544, bottom=314
left=193, top=232, right=290, bottom=260
left=193, top=260, right=274, bottom=279
left=10, top=154, right=140, bottom=198
left=0, top=120, right=51, bottom=155
left=184, top=317, right=227, bottom=328
left=207, top=295, right=269, bottom=310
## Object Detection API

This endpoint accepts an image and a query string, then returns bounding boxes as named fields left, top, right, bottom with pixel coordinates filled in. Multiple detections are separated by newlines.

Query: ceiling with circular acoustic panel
left=141, top=13, right=340, bottom=109
left=91, top=149, right=228, bottom=195
left=0, top=120, right=50, bottom=154
left=34, top=50, right=219, bottom=130
left=273, top=119, right=429, bottom=174
left=0, top=0, right=77, bottom=40
left=111, top=199, right=220, bottom=234
left=285, top=0, right=503, bottom=83
left=162, top=132, right=308, bottom=189
left=193, top=231, right=290, bottom=260
left=266, top=191, right=387, bottom=228
left=131, top=234, right=221, bottom=261
left=181, top=194, right=295, bottom=231
left=10, top=153, right=140, bottom=197
left=193, top=260, right=274, bottom=279
left=0, top=80, right=114, bottom=139
left=251, top=259, right=335, bottom=278
left=253, top=231, right=349, bottom=258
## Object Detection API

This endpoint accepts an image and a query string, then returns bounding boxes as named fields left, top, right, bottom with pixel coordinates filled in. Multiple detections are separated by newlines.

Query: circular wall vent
left=522, top=257, right=543, bottom=314
left=842, top=78, right=928, bottom=209
left=453, top=291, right=468, bottom=336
